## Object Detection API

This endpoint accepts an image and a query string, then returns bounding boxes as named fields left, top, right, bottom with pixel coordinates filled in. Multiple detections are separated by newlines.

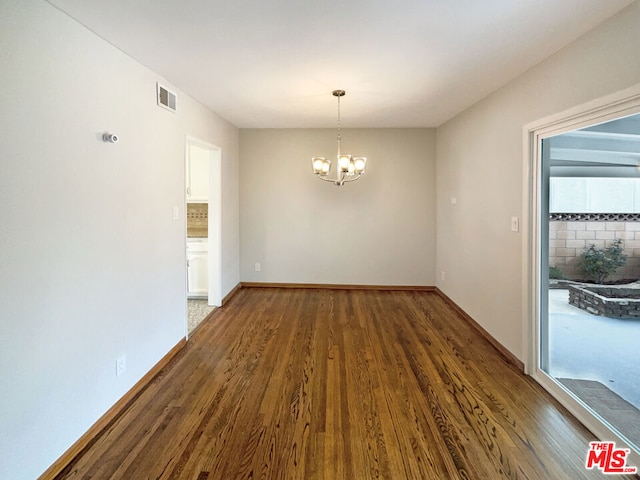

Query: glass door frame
left=523, top=83, right=640, bottom=466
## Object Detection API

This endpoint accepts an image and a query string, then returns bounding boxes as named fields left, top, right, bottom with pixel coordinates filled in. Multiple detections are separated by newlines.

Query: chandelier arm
left=315, top=175, right=338, bottom=183
left=341, top=173, right=363, bottom=183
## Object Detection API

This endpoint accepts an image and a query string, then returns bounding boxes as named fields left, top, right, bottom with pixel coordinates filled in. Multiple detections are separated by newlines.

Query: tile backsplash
left=187, top=203, right=208, bottom=238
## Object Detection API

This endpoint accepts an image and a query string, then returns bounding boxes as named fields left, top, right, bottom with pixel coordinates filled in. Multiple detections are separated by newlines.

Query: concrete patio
left=548, top=288, right=640, bottom=445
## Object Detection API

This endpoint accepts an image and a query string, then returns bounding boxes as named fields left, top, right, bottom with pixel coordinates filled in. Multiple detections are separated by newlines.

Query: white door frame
left=522, top=83, right=640, bottom=464
left=185, top=136, right=222, bottom=308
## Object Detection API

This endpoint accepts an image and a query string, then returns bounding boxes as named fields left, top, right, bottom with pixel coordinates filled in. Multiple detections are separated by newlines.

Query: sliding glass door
left=535, top=112, right=640, bottom=465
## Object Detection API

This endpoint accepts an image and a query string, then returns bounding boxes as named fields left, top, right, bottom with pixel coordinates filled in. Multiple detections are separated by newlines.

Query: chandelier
left=311, top=90, right=367, bottom=186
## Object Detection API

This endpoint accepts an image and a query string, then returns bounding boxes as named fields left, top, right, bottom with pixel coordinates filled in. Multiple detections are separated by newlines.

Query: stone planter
left=568, top=283, right=640, bottom=318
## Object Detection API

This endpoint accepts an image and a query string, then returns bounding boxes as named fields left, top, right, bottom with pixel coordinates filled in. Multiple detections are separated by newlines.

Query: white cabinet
left=186, top=143, right=210, bottom=202
left=187, top=239, right=208, bottom=297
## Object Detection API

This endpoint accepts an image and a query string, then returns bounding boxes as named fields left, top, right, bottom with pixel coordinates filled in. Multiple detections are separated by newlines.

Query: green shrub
left=578, top=238, right=627, bottom=284
left=549, top=266, right=565, bottom=280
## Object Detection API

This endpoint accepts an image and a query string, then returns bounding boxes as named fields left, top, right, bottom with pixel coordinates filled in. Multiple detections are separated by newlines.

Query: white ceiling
left=47, top=0, right=634, bottom=128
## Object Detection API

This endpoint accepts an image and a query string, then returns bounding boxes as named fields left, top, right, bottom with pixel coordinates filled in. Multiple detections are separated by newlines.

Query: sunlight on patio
left=549, top=288, right=640, bottom=446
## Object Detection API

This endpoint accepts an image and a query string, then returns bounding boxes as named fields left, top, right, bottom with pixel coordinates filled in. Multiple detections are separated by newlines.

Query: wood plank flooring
left=56, top=288, right=635, bottom=479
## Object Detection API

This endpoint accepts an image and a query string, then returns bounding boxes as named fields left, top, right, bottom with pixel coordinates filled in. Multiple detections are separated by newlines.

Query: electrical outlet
left=255, top=263, right=261, bottom=272
left=441, top=271, right=446, bottom=281
left=116, top=354, right=126, bottom=377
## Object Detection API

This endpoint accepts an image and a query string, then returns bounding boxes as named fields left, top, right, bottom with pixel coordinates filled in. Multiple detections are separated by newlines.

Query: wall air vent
left=157, top=82, right=177, bottom=112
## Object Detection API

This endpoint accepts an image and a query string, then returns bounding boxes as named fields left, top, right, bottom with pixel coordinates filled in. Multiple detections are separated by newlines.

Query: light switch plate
left=116, top=354, right=126, bottom=377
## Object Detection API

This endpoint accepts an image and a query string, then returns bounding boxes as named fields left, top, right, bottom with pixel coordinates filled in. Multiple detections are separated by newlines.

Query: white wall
left=240, top=128, right=436, bottom=285
left=436, top=1, right=640, bottom=360
left=550, top=178, right=640, bottom=213
left=0, top=1, right=239, bottom=479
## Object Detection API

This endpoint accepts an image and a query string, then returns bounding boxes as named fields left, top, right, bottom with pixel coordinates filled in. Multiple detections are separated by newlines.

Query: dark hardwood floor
left=57, top=288, right=634, bottom=479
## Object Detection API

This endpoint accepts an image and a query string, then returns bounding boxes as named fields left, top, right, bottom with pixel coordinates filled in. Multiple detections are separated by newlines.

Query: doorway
left=185, top=136, right=222, bottom=334
left=525, top=86, right=640, bottom=467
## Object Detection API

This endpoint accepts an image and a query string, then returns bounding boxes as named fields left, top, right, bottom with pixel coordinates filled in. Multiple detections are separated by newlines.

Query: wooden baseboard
left=188, top=284, right=241, bottom=338
left=188, top=306, right=218, bottom=338
left=240, top=282, right=436, bottom=292
left=435, top=288, right=525, bottom=373
left=38, top=338, right=187, bottom=480
left=222, top=282, right=242, bottom=305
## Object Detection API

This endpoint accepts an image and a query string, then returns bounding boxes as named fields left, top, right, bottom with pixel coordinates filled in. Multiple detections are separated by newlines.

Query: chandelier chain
left=337, top=93, right=341, bottom=155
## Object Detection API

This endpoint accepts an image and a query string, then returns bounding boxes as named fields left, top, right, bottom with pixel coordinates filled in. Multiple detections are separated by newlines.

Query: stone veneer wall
left=550, top=216, right=640, bottom=282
